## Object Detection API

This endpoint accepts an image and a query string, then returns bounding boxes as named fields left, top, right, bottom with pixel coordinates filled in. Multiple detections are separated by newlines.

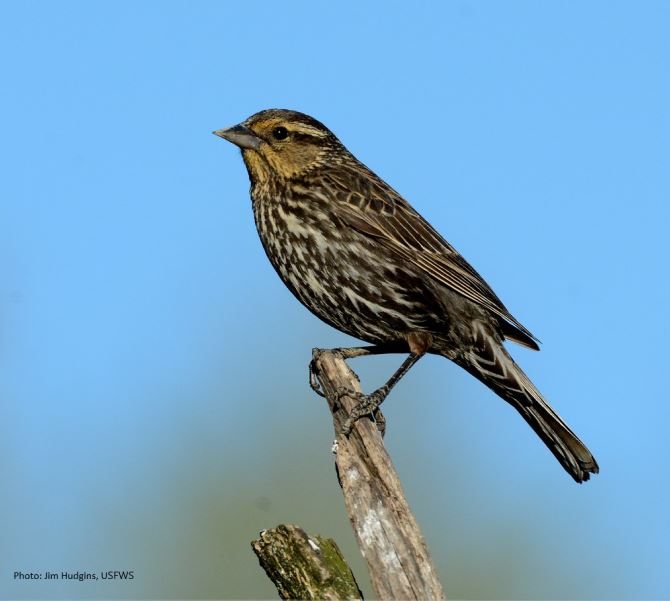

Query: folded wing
left=328, top=165, right=540, bottom=349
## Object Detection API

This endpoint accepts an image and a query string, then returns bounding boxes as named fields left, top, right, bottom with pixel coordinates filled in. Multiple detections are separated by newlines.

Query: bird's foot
left=309, top=350, right=326, bottom=397
left=309, top=347, right=363, bottom=397
left=309, top=348, right=340, bottom=397
left=335, top=386, right=388, bottom=437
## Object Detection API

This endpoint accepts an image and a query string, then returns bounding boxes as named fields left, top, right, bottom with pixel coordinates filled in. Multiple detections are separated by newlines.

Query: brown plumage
left=214, top=109, right=599, bottom=483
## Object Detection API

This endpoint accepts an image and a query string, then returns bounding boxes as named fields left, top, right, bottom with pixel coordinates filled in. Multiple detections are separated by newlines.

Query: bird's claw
left=311, top=352, right=387, bottom=436
left=337, top=387, right=388, bottom=437
left=334, top=386, right=362, bottom=402
left=309, top=351, right=326, bottom=397
left=371, top=407, right=386, bottom=437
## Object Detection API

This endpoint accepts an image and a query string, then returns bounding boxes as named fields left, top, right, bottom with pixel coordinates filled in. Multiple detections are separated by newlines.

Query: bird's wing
left=327, top=166, right=539, bottom=346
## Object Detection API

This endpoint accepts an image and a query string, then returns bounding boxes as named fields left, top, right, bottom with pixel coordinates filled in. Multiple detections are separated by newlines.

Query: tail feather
left=452, top=324, right=599, bottom=483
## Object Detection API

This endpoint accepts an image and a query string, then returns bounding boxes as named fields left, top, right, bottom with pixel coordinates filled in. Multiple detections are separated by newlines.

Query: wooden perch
left=311, top=349, right=446, bottom=600
left=251, top=524, right=363, bottom=600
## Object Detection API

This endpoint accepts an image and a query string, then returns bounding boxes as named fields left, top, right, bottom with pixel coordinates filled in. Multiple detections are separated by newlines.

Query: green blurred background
left=2, top=1, right=669, bottom=599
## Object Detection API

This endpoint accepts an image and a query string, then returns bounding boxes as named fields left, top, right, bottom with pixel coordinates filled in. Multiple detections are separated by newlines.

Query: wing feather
left=326, top=163, right=539, bottom=346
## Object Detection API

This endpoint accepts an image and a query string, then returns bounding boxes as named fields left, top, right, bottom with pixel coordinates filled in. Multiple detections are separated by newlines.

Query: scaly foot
left=335, top=386, right=389, bottom=436
left=309, top=353, right=326, bottom=397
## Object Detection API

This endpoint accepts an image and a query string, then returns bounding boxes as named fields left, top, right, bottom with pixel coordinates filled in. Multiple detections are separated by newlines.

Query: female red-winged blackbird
left=214, top=109, right=598, bottom=483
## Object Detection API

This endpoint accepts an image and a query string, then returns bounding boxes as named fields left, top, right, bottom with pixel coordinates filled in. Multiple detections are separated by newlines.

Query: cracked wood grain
left=312, top=349, right=446, bottom=600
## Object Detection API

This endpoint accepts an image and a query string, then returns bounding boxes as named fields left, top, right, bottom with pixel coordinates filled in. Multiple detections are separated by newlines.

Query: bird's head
left=214, top=109, right=343, bottom=181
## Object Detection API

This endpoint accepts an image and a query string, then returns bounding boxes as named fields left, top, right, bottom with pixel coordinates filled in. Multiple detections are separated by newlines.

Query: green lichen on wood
left=311, top=534, right=362, bottom=598
left=251, top=524, right=363, bottom=600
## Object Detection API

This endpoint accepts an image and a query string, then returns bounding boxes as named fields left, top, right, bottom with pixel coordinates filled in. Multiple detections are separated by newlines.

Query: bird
left=213, top=109, right=599, bottom=483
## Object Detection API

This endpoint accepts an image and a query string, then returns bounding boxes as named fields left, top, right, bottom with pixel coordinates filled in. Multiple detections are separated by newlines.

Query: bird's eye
left=272, top=126, right=289, bottom=140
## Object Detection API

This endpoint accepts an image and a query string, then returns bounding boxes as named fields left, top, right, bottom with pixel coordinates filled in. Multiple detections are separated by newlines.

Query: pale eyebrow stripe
left=290, top=123, right=328, bottom=137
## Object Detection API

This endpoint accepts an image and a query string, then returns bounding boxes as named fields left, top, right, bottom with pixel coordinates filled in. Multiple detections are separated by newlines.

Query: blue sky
left=2, top=1, right=669, bottom=599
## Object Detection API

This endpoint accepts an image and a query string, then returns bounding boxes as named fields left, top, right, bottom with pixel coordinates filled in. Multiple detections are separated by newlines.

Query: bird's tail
left=450, top=325, right=599, bottom=483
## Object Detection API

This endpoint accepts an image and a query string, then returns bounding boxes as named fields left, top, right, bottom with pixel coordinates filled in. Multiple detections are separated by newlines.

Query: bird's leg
left=309, top=344, right=404, bottom=396
left=310, top=344, right=406, bottom=434
left=339, top=352, right=424, bottom=436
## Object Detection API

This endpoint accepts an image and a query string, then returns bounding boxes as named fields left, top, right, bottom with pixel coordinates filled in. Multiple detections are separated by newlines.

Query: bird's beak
left=212, top=124, right=262, bottom=150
